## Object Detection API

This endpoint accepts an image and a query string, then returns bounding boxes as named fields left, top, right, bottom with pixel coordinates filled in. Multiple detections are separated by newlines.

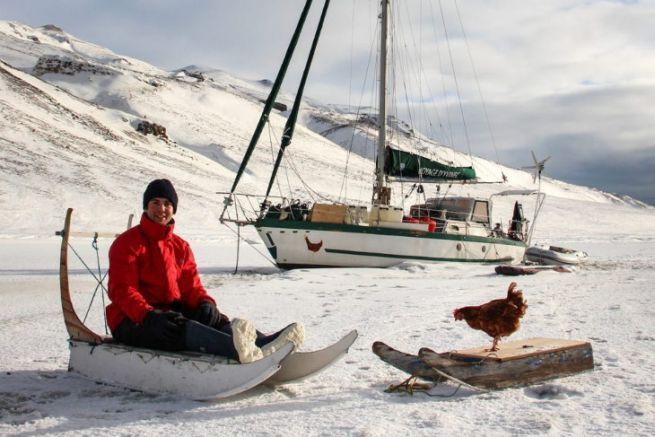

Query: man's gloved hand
left=218, top=312, right=230, bottom=327
left=194, top=300, right=221, bottom=327
left=143, top=310, right=185, bottom=342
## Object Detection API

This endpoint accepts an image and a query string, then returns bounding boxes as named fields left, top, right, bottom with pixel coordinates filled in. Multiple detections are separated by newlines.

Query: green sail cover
left=385, top=146, right=477, bottom=181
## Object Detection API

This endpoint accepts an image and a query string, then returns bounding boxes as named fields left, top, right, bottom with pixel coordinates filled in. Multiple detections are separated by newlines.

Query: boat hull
left=256, top=219, right=526, bottom=268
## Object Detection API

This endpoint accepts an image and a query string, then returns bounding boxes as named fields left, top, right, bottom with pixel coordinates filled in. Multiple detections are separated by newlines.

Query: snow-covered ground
left=1, top=21, right=655, bottom=436
left=1, top=211, right=655, bottom=435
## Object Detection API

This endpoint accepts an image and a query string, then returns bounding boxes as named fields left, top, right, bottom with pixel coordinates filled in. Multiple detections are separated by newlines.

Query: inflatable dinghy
left=525, top=245, right=588, bottom=265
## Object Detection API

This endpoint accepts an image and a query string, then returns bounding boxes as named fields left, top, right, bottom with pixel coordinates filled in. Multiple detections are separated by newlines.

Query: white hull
left=257, top=220, right=526, bottom=268
left=68, top=340, right=293, bottom=400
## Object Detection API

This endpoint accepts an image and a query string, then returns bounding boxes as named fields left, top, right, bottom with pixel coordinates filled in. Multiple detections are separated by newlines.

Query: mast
left=373, top=0, right=391, bottom=206
left=264, top=0, right=331, bottom=202
left=220, top=0, right=314, bottom=221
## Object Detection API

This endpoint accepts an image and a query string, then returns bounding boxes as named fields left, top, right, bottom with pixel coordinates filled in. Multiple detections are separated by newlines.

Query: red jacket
left=106, top=213, right=215, bottom=331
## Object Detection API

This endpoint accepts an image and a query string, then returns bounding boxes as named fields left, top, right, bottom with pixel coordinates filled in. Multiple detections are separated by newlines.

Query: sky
left=2, top=0, right=655, bottom=205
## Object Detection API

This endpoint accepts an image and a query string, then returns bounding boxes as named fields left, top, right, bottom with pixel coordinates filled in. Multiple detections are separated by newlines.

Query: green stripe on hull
left=324, top=248, right=515, bottom=263
left=256, top=218, right=526, bottom=248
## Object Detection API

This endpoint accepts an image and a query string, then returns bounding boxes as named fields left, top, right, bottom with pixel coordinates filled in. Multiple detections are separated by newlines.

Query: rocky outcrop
left=136, top=120, right=168, bottom=139
left=33, top=55, right=116, bottom=76
left=258, top=99, right=287, bottom=112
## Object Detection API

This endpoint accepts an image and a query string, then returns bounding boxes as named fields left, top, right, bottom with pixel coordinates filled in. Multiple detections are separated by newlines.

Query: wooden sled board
left=265, top=330, right=358, bottom=385
left=447, top=337, right=591, bottom=361
left=419, top=337, right=594, bottom=389
left=68, top=340, right=294, bottom=400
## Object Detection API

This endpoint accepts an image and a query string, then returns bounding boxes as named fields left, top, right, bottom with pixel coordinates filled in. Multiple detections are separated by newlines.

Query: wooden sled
left=56, top=208, right=292, bottom=400
left=373, top=337, right=594, bottom=390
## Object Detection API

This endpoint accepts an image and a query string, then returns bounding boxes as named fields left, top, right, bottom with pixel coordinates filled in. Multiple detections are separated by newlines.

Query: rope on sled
left=427, top=366, right=490, bottom=395
left=67, top=234, right=110, bottom=334
left=385, top=367, right=489, bottom=397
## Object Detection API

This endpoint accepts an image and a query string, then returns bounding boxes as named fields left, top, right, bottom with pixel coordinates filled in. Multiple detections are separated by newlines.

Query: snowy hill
left=0, top=21, right=651, bottom=239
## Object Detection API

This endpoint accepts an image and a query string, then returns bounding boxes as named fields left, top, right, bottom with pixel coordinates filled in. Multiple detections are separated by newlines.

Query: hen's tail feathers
left=507, top=281, right=527, bottom=316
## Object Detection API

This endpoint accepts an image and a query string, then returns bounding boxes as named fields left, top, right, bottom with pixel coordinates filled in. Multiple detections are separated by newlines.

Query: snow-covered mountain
left=0, top=21, right=650, bottom=239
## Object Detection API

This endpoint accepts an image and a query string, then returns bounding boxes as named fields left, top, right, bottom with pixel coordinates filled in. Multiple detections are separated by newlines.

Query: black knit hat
left=143, top=179, right=178, bottom=213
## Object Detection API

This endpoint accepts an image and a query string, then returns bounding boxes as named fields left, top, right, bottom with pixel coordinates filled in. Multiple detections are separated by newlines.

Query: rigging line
left=223, top=221, right=278, bottom=268
left=453, top=0, right=502, bottom=169
left=347, top=1, right=356, bottom=109
left=396, top=1, right=455, bottom=185
left=403, top=0, right=455, bottom=167
left=395, top=0, right=423, bottom=139
left=341, top=0, right=357, bottom=202
left=389, top=11, right=415, bottom=207
left=278, top=146, right=309, bottom=200
left=397, top=5, right=446, bottom=204
left=227, top=0, right=315, bottom=197
left=264, top=118, right=289, bottom=200
left=234, top=224, right=241, bottom=274
left=438, top=0, right=473, bottom=164
left=284, top=147, right=332, bottom=202
left=428, top=1, right=457, bottom=163
left=419, top=0, right=424, bottom=133
left=339, top=11, right=380, bottom=203
left=389, top=3, right=419, bottom=195
left=233, top=196, right=243, bottom=273
left=423, top=4, right=451, bottom=151
left=265, top=0, right=331, bottom=204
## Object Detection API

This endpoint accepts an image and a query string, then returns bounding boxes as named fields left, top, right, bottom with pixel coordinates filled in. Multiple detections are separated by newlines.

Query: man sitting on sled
left=106, top=178, right=304, bottom=363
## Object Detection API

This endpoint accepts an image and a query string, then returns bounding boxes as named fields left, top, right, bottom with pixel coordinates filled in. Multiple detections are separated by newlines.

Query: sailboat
left=220, top=0, right=542, bottom=269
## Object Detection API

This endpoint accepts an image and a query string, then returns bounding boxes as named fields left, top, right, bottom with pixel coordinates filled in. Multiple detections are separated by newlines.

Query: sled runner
left=265, top=329, right=358, bottom=384
left=373, top=338, right=594, bottom=391
left=56, top=208, right=354, bottom=399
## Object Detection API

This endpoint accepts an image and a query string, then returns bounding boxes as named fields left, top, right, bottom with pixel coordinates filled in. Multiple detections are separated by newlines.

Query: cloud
left=549, top=145, right=655, bottom=205
left=482, top=84, right=655, bottom=205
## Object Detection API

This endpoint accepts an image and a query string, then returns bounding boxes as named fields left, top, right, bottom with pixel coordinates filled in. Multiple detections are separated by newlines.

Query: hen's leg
left=490, top=337, right=500, bottom=351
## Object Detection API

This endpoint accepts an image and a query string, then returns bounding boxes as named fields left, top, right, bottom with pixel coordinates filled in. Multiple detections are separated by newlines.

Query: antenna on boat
left=522, top=150, right=550, bottom=183
left=521, top=151, right=549, bottom=247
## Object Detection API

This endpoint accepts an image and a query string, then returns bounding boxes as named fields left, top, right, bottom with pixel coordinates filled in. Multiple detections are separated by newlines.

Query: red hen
left=453, top=282, right=528, bottom=351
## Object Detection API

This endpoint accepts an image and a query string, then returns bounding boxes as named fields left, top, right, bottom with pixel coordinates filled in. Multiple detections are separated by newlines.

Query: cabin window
left=439, top=198, right=473, bottom=221
left=471, top=201, right=489, bottom=224
left=410, top=198, right=475, bottom=221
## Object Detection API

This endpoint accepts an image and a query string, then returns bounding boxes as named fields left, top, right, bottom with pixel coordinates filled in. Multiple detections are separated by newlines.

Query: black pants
left=112, top=316, right=284, bottom=360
